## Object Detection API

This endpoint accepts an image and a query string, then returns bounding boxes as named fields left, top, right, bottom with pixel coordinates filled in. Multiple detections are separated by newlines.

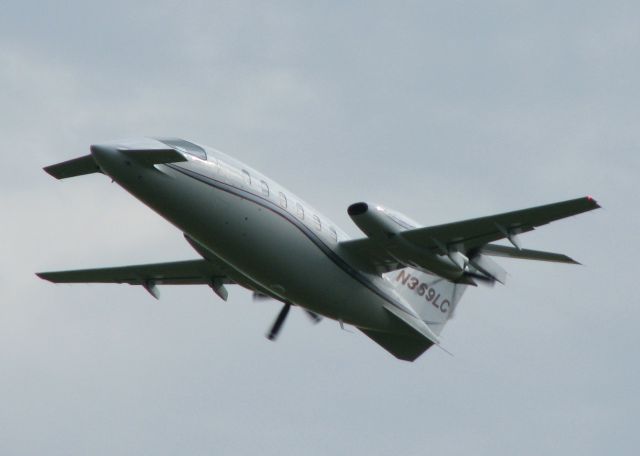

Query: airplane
left=37, top=138, right=600, bottom=361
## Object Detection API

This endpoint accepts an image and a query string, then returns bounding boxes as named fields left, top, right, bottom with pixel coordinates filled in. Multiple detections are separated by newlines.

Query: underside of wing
left=339, top=196, right=600, bottom=281
left=37, top=258, right=236, bottom=300
left=36, top=259, right=232, bottom=285
left=401, top=196, right=599, bottom=253
left=479, top=244, right=579, bottom=264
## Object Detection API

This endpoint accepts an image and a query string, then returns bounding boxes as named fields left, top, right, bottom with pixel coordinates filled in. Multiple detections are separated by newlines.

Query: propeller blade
left=266, top=303, right=291, bottom=341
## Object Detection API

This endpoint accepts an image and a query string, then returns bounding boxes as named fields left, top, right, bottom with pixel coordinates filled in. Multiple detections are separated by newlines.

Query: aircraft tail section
left=384, top=268, right=468, bottom=335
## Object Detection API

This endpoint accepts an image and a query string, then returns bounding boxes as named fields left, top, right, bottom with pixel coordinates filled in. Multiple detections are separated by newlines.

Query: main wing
left=402, top=196, right=599, bottom=252
left=36, top=259, right=230, bottom=285
left=37, top=259, right=234, bottom=300
left=340, top=196, right=600, bottom=275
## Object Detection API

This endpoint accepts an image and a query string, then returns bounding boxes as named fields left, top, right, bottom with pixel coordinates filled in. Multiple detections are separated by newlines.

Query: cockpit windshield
left=156, top=138, right=207, bottom=160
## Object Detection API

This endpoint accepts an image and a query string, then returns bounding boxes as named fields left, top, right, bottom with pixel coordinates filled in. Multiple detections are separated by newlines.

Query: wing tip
left=42, top=165, right=58, bottom=179
left=35, top=272, right=54, bottom=282
left=586, top=195, right=601, bottom=209
left=42, top=164, right=72, bottom=180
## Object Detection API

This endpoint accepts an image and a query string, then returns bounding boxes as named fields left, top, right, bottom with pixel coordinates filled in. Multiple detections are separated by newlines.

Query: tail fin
left=384, top=268, right=468, bottom=335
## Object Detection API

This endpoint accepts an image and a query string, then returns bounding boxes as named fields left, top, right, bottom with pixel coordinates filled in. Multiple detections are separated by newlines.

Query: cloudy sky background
left=1, top=1, right=638, bottom=454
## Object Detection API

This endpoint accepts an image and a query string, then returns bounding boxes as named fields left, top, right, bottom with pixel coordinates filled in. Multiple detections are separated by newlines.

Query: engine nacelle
left=347, top=202, right=419, bottom=240
left=347, top=202, right=505, bottom=285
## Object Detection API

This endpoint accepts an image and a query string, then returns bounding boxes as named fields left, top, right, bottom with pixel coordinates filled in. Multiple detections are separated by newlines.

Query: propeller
left=266, top=303, right=291, bottom=341
left=257, top=291, right=323, bottom=340
left=262, top=300, right=322, bottom=341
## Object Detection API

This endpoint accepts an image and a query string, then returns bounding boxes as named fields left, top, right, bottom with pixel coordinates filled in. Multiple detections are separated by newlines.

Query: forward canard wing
left=43, top=154, right=102, bottom=179
left=37, top=259, right=234, bottom=300
left=339, top=196, right=600, bottom=281
left=43, top=147, right=187, bottom=180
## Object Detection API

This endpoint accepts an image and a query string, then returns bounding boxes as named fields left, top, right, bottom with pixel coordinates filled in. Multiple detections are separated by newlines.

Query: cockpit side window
left=156, top=138, right=207, bottom=160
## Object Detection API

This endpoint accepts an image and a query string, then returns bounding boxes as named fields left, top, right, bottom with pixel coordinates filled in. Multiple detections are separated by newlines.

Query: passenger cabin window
left=157, top=138, right=207, bottom=160
left=260, top=180, right=269, bottom=197
left=296, top=203, right=305, bottom=219
left=223, top=164, right=243, bottom=186
left=329, top=227, right=338, bottom=242
left=279, top=192, right=287, bottom=208
left=312, top=215, right=322, bottom=231
left=242, top=169, right=251, bottom=186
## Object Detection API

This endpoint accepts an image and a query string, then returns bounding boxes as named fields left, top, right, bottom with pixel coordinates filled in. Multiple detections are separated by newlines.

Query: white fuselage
left=91, top=138, right=417, bottom=334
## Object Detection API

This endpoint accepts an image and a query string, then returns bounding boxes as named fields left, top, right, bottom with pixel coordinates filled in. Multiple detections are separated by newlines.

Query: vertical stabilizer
left=384, top=268, right=468, bottom=335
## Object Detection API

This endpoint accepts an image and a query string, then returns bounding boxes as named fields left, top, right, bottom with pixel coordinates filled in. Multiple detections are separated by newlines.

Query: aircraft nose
left=90, top=143, right=123, bottom=176
left=90, top=144, right=118, bottom=161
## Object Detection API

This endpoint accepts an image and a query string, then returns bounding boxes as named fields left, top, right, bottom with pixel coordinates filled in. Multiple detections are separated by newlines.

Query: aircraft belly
left=110, top=162, right=398, bottom=331
left=194, top=191, right=393, bottom=329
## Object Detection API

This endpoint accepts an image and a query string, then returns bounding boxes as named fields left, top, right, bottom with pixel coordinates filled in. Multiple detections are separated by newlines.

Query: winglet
left=586, top=195, right=601, bottom=209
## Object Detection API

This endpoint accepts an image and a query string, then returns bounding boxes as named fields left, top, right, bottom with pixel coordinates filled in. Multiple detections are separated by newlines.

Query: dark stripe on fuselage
left=164, top=163, right=411, bottom=317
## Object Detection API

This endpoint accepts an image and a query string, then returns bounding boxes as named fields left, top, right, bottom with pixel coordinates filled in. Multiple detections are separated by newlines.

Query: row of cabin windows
left=239, top=169, right=338, bottom=241
left=278, top=191, right=321, bottom=229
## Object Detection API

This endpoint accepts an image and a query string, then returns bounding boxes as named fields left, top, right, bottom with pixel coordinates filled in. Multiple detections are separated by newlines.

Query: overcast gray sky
left=1, top=1, right=638, bottom=454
